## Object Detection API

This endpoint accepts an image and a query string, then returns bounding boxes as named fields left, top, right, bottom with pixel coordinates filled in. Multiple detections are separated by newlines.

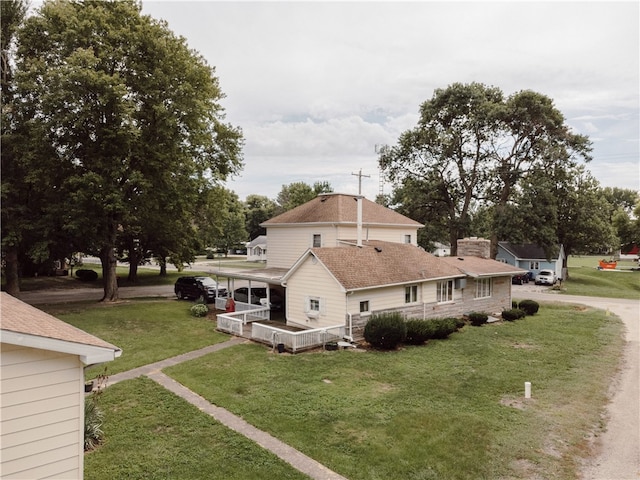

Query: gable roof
left=1, top=293, right=122, bottom=365
left=284, top=241, right=464, bottom=291
left=440, top=256, right=526, bottom=278
left=498, top=242, right=562, bottom=261
left=248, top=235, right=267, bottom=248
left=261, top=193, right=423, bottom=227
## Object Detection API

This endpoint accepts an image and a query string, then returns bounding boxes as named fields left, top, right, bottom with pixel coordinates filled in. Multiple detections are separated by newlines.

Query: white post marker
left=525, top=381, right=532, bottom=399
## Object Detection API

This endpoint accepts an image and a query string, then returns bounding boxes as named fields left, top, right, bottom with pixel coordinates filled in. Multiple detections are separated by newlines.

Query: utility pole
left=352, top=168, right=370, bottom=195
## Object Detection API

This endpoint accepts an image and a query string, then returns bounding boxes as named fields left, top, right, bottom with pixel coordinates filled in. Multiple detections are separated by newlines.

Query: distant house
left=246, top=235, right=267, bottom=262
left=431, top=242, right=451, bottom=257
left=496, top=242, right=566, bottom=280
left=214, top=194, right=525, bottom=348
left=1, top=293, right=121, bottom=480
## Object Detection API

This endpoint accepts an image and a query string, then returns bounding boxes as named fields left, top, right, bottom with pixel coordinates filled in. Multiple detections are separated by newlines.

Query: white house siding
left=285, top=258, right=345, bottom=329
left=267, top=224, right=420, bottom=269
left=1, top=344, right=84, bottom=480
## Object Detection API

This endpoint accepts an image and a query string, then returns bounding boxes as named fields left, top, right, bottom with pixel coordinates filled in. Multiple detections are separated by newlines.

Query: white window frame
left=305, top=296, right=323, bottom=318
left=529, top=261, right=539, bottom=270
left=359, top=300, right=370, bottom=314
left=404, top=234, right=411, bottom=244
left=436, top=280, right=454, bottom=303
left=405, top=285, right=418, bottom=304
left=474, top=278, right=492, bottom=299
left=312, top=234, right=322, bottom=248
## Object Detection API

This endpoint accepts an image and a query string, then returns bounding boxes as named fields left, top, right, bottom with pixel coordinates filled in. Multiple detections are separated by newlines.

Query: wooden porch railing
left=251, top=323, right=345, bottom=353
left=216, top=305, right=271, bottom=336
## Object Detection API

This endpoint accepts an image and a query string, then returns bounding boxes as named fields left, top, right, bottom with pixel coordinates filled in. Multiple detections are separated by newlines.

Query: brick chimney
left=457, top=237, right=491, bottom=259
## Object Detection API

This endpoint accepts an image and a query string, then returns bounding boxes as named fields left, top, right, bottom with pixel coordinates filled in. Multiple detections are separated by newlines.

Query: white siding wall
left=285, top=258, right=345, bottom=329
left=267, top=225, right=420, bottom=269
left=1, top=344, right=84, bottom=480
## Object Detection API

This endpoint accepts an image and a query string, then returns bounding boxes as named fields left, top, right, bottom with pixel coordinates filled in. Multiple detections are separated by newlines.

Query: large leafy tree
left=275, top=181, right=333, bottom=213
left=244, top=194, right=277, bottom=240
left=380, top=82, right=592, bottom=256
left=1, top=0, right=29, bottom=294
left=12, top=0, right=242, bottom=300
left=196, top=187, right=247, bottom=256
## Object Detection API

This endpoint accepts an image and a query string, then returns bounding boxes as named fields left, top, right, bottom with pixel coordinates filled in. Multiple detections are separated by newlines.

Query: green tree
left=197, top=188, right=247, bottom=256
left=1, top=0, right=29, bottom=294
left=379, top=83, right=502, bottom=255
left=380, top=82, right=592, bottom=257
left=13, top=0, right=242, bottom=300
left=244, top=194, right=277, bottom=240
left=275, top=181, right=333, bottom=213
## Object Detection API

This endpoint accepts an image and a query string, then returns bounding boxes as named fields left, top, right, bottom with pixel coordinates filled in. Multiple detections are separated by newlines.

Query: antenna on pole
left=375, top=144, right=384, bottom=197
left=352, top=168, right=370, bottom=196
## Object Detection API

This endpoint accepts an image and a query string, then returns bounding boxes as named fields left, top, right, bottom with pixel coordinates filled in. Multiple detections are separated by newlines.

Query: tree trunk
left=127, top=247, right=139, bottom=283
left=3, top=245, right=20, bottom=295
left=158, top=257, right=167, bottom=276
left=100, top=245, right=119, bottom=302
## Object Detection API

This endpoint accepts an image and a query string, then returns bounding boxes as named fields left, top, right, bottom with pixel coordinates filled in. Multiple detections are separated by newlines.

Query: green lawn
left=42, top=300, right=230, bottom=378
left=563, top=256, right=640, bottom=299
left=84, top=378, right=309, bottom=480
left=154, top=304, right=621, bottom=480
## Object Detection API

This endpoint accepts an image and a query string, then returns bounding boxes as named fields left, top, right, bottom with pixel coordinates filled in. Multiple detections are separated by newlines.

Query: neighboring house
left=213, top=194, right=525, bottom=348
left=1, top=293, right=121, bottom=480
left=246, top=235, right=268, bottom=262
left=496, top=242, right=566, bottom=280
left=431, top=242, right=451, bottom=257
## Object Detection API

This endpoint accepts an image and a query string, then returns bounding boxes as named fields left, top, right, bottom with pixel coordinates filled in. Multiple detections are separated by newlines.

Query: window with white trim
left=474, top=278, right=492, bottom=299
left=436, top=280, right=453, bottom=303
left=309, top=297, right=320, bottom=312
left=529, top=261, right=539, bottom=270
left=312, top=234, right=321, bottom=248
left=360, top=300, right=370, bottom=314
left=404, top=234, right=411, bottom=244
left=405, top=285, right=418, bottom=303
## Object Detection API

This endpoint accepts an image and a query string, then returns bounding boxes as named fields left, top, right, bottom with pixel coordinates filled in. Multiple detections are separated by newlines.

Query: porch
left=214, top=300, right=345, bottom=353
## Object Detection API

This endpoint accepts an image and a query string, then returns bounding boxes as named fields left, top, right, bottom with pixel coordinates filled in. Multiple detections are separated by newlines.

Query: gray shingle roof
left=1, top=292, right=121, bottom=351
left=308, top=241, right=464, bottom=290
left=498, top=242, right=560, bottom=260
left=262, top=193, right=423, bottom=227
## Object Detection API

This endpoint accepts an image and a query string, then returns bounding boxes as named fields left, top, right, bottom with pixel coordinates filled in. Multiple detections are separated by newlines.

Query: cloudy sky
left=139, top=1, right=639, bottom=201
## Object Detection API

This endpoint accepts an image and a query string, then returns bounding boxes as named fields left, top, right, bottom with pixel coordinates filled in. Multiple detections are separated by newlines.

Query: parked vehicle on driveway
left=174, top=276, right=227, bottom=303
left=534, top=270, right=557, bottom=286
left=233, top=287, right=283, bottom=311
left=511, top=273, right=530, bottom=285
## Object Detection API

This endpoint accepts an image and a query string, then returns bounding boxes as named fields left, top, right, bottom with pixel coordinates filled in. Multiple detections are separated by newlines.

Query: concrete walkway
left=104, top=338, right=348, bottom=480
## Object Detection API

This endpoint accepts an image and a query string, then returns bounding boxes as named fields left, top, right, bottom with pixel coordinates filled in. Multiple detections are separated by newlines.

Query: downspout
left=346, top=291, right=354, bottom=341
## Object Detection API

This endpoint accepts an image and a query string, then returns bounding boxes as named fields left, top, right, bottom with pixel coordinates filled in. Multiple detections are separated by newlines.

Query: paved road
left=515, top=290, right=640, bottom=480
left=16, top=285, right=175, bottom=305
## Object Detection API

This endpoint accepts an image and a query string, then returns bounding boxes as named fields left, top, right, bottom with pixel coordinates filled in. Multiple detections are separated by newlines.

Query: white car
left=534, top=270, right=557, bottom=286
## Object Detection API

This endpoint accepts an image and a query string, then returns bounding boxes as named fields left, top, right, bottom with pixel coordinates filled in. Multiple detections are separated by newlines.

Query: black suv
left=174, top=276, right=227, bottom=303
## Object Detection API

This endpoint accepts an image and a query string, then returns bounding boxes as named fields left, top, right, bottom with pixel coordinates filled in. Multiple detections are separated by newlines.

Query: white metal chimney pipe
left=356, top=195, right=363, bottom=247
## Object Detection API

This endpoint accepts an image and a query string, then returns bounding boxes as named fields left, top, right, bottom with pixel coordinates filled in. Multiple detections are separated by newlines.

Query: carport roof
left=210, top=267, right=288, bottom=284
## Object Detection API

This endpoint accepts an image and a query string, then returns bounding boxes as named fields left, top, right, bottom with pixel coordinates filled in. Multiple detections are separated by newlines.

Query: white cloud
left=140, top=1, right=639, bottom=200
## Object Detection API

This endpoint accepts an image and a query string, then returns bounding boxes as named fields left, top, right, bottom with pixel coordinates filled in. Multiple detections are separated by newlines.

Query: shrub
left=468, top=312, right=489, bottom=327
left=512, top=300, right=518, bottom=309
left=364, top=313, right=407, bottom=349
left=518, top=299, right=540, bottom=316
left=502, top=308, right=526, bottom=321
left=452, top=317, right=466, bottom=330
left=430, top=318, right=459, bottom=339
left=405, top=319, right=435, bottom=345
left=190, top=303, right=209, bottom=317
left=76, top=269, right=98, bottom=281
left=84, top=395, right=104, bottom=451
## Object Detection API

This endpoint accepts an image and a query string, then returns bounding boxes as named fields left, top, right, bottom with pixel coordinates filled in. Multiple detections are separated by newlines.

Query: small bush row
left=504, top=299, right=540, bottom=321
left=364, top=314, right=464, bottom=350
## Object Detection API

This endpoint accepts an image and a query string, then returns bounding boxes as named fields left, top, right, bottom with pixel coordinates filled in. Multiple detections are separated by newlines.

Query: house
left=213, top=193, right=526, bottom=349
left=246, top=235, right=267, bottom=262
left=431, top=242, right=451, bottom=257
left=1, top=293, right=121, bottom=480
left=496, top=242, right=566, bottom=280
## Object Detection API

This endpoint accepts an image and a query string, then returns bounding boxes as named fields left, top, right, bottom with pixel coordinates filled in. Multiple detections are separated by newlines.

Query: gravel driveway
left=515, top=289, right=640, bottom=480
